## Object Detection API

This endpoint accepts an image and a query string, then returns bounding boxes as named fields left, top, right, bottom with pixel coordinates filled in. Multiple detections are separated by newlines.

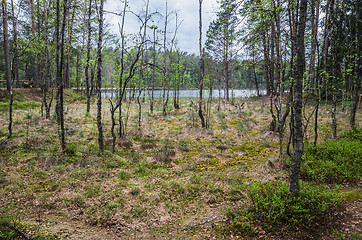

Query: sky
left=104, top=0, right=219, bottom=54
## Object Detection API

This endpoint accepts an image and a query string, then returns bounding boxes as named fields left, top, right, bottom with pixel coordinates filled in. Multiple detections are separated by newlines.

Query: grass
left=0, top=89, right=360, bottom=239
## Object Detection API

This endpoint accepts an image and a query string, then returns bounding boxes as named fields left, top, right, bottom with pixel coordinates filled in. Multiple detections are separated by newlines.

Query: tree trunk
left=162, top=1, right=168, bottom=116
left=137, top=0, right=150, bottom=129
left=42, top=0, right=50, bottom=118
left=85, top=0, right=92, bottom=113
left=308, top=0, right=320, bottom=93
left=331, top=5, right=337, bottom=139
left=150, top=27, right=156, bottom=114
left=290, top=0, right=307, bottom=197
left=96, top=0, right=104, bottom=152
left=55, top=0, right=67, bottom=151
left=322, top=0, right=334, bottom=88
left=198, top=0, right=206, bottom=128
left=29, top=0, right=36, bottom=86
left=65, top=0, right=76, bottom=88
left=2, top=0, right=12, bottom=93
left=225, top=40, right=229, bottom=101
left=2, top=0, right=13, bottom=139
left=118, top=0, right=127, bottom=139
left=10, top=0, right=19, bottom=88
left=262, top=33, right=271, bottom=96
left=253, top=65, right=260, bottom=97
left=350, top=0, right=360, bottom=128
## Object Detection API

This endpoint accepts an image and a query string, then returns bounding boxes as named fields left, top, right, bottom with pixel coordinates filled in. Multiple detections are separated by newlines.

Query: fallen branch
left=9, top=225, right=35, bottom=240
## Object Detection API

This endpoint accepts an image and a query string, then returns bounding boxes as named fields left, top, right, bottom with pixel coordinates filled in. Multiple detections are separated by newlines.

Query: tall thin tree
left=96, top=0, right=104, bottom=152
left=350, top=0, right=360, bottom=128
left=290, top=0, right=308, bottom=196
left=2, top=0, right=13, bottom=139
left=198, top=0, right=206, bottom=128
left=55, top=0, right=67, bottom=151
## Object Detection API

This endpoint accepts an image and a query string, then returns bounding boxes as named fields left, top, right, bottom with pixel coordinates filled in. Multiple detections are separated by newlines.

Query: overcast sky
left=104, top=0, right=218, bottom=54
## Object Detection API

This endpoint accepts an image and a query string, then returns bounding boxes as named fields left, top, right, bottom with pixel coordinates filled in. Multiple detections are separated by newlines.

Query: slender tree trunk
left=55, top=0, right=67, bottom=151
left=350, top=0, right=360, bottom=128
left=322, top=0, right=334, bottom=88
left=96, top=0, right=104, bottom=152
left=29, top=0, right=39, bottom=87
left=42, top=0, right=50, bottom=118
left=76, top=51, right=80, bottom=89
left=314, top=46, right=321, bottom=146
left=137, top=0, right=150, bottom=129
left=262, top=33, right=271, bottom=96
left=308, top=0, right=320, bottom=93
left=162, top=1, right=168, bottom=116
left=85, top=0, right=92, bottom=113
left=90, top=60, right=96, bottom=94
left=2, top=0, right=11, bottom=93
left=253, top=64, right=260, bottom=97
left=150, top=27, right=156, bottom=114
left=269, top=23, right=277, bottom=132
left=198, top=0, right=206, bottom=128
left=65, top=0, right=76, bottom=88
left=331, top=6, right=337, bottom=139
left=2, top=0, right=13, bottom=139
left=173, top=50, right=180, bottom=109
left=176, top=51, right=181, bottom=108
left=225, top=40, right=229, bottom=101
left=118, top=0, right=127, bottom=138
left=290, top=0, right=307, bottom=197
left=286, top=0, right=296, bottom=155
left=10, top=0, right=19, bottom=88
left=274, top=2, right=281, bottom=96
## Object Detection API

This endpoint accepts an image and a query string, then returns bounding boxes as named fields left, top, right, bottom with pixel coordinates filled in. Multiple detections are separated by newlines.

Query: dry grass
left=0, top=89, right=360, bottom=239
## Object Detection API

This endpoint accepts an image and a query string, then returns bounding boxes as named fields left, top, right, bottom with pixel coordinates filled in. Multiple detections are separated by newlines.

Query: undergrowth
left=301, top=127, right=362, bottom=183
left=0, top=206, right=21, bottom=240
left=0, top=100, right=41, bottom=111
left=223, top=180, right=342, bottom=233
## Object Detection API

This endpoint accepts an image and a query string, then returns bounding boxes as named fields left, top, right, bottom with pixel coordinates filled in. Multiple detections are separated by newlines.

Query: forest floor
left=0, top=88, right=361, bottom=239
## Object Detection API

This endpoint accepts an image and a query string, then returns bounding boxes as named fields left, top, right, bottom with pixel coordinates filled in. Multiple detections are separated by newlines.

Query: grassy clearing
left=0, top=89, right=360, bottom=239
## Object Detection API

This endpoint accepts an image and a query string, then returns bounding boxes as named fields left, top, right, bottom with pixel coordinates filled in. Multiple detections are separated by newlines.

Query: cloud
left=104, top=0, right=218, bottom=54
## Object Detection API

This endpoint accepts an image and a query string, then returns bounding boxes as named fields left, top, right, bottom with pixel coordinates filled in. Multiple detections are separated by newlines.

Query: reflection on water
left=101, top=89, right=266, bottom=99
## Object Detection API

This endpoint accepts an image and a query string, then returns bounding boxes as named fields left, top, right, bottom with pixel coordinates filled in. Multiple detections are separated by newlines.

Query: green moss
left=213, top=220, right=257, bottom=238
left=0, top=100, right=41, bottom=111
left=339, top=189, right=362, bottom=202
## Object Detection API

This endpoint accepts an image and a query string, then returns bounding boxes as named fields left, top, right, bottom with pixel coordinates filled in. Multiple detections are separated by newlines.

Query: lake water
left=101, top=89, right=266, bottom=99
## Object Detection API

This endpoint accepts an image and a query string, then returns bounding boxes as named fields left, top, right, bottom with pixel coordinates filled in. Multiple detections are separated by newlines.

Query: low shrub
left=0, top=207, right=21, bottom=240
left=301, top=127, right=362, bottom=183
left=246, top=180, right=342, bottom=231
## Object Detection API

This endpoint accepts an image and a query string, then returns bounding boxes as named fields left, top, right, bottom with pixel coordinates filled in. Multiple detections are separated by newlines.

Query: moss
left=213, top=221, right=257, bottom=238
left=339, top=189, right=362, bottom=202
left=0, top=100, right=41, bottom=111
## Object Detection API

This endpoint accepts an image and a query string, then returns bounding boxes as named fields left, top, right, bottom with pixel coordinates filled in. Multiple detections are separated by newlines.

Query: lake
left=101, top=89, right=266, bottom=99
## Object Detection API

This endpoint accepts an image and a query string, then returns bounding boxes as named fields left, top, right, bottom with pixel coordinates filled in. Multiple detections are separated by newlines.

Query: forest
left=0, top=0, right=361, bottom=239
